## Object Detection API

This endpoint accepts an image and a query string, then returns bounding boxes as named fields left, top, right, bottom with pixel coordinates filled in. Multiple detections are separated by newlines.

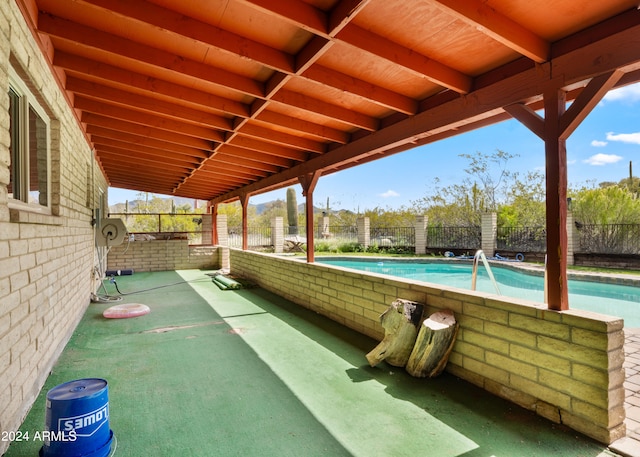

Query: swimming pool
left=316, top=257, right=640, bottom=327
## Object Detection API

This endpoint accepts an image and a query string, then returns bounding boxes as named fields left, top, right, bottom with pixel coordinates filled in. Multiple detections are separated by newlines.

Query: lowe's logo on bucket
left=58, top=404, right=109, bottom=437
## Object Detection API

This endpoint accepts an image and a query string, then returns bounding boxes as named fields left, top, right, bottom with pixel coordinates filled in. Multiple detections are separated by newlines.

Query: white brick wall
left=0, top=3, right=108, bottom=453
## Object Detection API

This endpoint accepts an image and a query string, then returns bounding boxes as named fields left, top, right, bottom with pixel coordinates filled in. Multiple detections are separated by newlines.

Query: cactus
left=286, top=187, right=298, bottom=234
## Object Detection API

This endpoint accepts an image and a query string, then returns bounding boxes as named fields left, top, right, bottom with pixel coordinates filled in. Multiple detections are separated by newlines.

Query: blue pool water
left=316, top=258, right=640, bottom=327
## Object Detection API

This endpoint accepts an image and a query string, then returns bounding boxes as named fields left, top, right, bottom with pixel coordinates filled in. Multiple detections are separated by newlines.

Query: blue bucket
left=40, top=378, right=114, bottom=457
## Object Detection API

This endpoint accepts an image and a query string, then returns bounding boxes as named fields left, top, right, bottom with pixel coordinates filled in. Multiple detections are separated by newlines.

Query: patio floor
left=5, top=270, right=623, bottom=457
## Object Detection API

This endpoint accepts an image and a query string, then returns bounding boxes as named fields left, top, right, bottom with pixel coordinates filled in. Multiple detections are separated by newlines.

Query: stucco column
left=271, top=216, right=284, bottom=253
left=357, top=217, right=370, bottom=249
left=414, top=215, right=428, bottom=254
left=481, top=212, right=497, bottom=257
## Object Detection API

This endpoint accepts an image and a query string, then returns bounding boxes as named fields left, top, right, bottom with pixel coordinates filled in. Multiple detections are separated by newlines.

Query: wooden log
left=366, top=299, right=423, bottom=367
left=405, top=309, right=458, bottom=378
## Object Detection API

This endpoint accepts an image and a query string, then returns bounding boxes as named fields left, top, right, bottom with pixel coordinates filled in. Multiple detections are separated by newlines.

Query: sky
left=108, top=82, right=640, bottom=211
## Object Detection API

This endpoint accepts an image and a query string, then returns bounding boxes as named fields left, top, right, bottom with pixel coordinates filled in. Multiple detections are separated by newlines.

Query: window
left=8, top=67, right=51, bottom=211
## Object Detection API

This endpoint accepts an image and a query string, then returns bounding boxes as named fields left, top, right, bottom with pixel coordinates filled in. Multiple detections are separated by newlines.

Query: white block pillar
left=272, top=216, right=284, bottom=253
left=481, top=212, right=497, bottom=257
left=357, top=217, right=370, bottom=249
left=414, top=215, right=428, bottom=254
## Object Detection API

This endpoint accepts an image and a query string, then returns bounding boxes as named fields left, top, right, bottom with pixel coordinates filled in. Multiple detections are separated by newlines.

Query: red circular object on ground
left=103, top=303, right=150, bottom=319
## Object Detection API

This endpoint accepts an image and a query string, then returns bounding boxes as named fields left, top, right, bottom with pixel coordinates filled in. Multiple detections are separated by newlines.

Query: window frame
left=8, top=66, right=52, bottom=215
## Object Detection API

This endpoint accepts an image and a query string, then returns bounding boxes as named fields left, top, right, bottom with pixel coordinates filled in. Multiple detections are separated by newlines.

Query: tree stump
left=366, top=299, right=423, bottom=367
left=405, top=309, right=458, bottom=378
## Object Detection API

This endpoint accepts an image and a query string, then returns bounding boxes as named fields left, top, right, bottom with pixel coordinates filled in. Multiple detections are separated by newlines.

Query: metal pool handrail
left=471, top=250, right=502, bottom=295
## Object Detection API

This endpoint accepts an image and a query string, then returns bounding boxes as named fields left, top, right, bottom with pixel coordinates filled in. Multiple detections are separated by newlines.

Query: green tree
left=256, top=199, right=286, bottom=227
left=217, top=201, right=244, bottom=229
left=571, top=185, right=640, bottom=225
left=412, top=150, right=517, bottom=227
left=498, top=170, right=546, bottom=227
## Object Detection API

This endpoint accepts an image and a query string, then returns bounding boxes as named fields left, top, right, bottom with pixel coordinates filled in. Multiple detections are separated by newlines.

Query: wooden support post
left=543, top=87, right=569, bottom=310
left=406, top=309, right=458, bottom=378
left=299, top=171, right=321, bottom=263
left=239, top=193, right=250, bottom=251
left=210, top=202, right=218, bottom=246
left=366, top=299, right=424, bottom=368
left=503, top=70, right=622, bottom=311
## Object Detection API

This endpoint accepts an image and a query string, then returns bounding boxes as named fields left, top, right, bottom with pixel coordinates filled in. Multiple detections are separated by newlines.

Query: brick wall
left=229, top=249, right=625, bottom=444
left=107, top=240, right=219, bottom=272
left=0, top=1, right=110, bottom=453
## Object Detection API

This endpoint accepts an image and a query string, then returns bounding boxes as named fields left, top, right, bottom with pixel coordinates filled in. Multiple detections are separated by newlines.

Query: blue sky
left=109, top=82, right=640, bottom=210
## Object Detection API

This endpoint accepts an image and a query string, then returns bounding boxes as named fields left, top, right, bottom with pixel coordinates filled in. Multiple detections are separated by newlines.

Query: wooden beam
left=328, top=0, right=372, bottom=36
left=559, top=70, right=625, bottom=138
left=299, top=171, right=321, bottom=262
left=74, top=96, right=225, bottom=142
left=229, top=135, right=308, bottom=162
left=216, top=144, right=293, bottom=168
left=272, top=89, right=379, bottom=131
left=302, top=65, right=418, bottom=115
left=91, top=136, right=204, bottom=163
left=255, top=110, right=350, bottom=144
left=429, top=0, right=550, bottom=63
left=38, top=13, right=264, bottom=97
left=55, top=52, right=250, bottom=117
left=97, top=145, right=200, bottom=167
left=238, top=123, right=327, bottom=153
left=208, top=154, right=280, bottom=174
left=86, top=125, right=209, bottom=159
left=212, top=19, right=640, bottom=205
left=503, top=103, right=545, bottom=139
left=80, top=0, right=295, bottom=72
left=337, top=24, right=473, bottom=94
left=67, top=78, right=233, bottom=131
left=242, top=0, right=328, bottom=34
left=82, top=113, right=218, bottom=150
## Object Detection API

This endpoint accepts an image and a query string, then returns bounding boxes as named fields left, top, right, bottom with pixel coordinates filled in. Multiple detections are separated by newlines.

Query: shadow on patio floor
left=6, top=270, right=619, bottom=457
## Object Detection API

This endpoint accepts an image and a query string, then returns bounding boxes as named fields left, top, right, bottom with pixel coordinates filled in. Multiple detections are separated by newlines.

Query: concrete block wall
left=229, top=249, right=625, bottom=444
left=107, top=240, right=219, bottom=272
left=0, top=2, right=109, bottom=453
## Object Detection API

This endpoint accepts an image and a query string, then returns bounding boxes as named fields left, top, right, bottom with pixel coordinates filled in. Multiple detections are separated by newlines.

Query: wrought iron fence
left=228, top=225, right=272, bottom=248
left=576, top=223, right=640, bottom=254
left=497, top=226, right=546, bottom=252
left=114, top=213, right=640, bottom=257
left=110, top=212, right=207, bottom=244
left=427, top=226, right=481, bottom=249
left=313, top=225, right=358, bottom=242
left=370, top=226, right=415, bottom=247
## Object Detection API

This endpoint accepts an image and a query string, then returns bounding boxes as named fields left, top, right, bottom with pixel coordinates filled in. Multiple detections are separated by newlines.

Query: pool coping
left=311, top=255, right=640, bottom=288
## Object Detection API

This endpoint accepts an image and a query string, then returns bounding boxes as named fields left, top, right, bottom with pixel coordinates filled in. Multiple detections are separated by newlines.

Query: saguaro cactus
left=286, top=187, right=298, bottom=234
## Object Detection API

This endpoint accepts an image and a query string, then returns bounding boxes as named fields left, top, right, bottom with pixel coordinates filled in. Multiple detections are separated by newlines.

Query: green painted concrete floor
left=6, top=270, right=622, bottom=457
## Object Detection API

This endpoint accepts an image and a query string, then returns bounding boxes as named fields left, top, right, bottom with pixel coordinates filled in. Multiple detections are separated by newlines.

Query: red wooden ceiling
left=16, top=0, right=640, bottom=203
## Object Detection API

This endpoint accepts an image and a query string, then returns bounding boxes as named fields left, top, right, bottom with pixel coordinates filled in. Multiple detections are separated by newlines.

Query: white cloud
left=583, top=153, right=623, bottom=166
left=603, top=82, right=640, bottom=103
left=590, top=140, right=607, bottom=147
left=606, top=132, right=640, bottom=145
left=379, top=190, right=399, bottom=198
